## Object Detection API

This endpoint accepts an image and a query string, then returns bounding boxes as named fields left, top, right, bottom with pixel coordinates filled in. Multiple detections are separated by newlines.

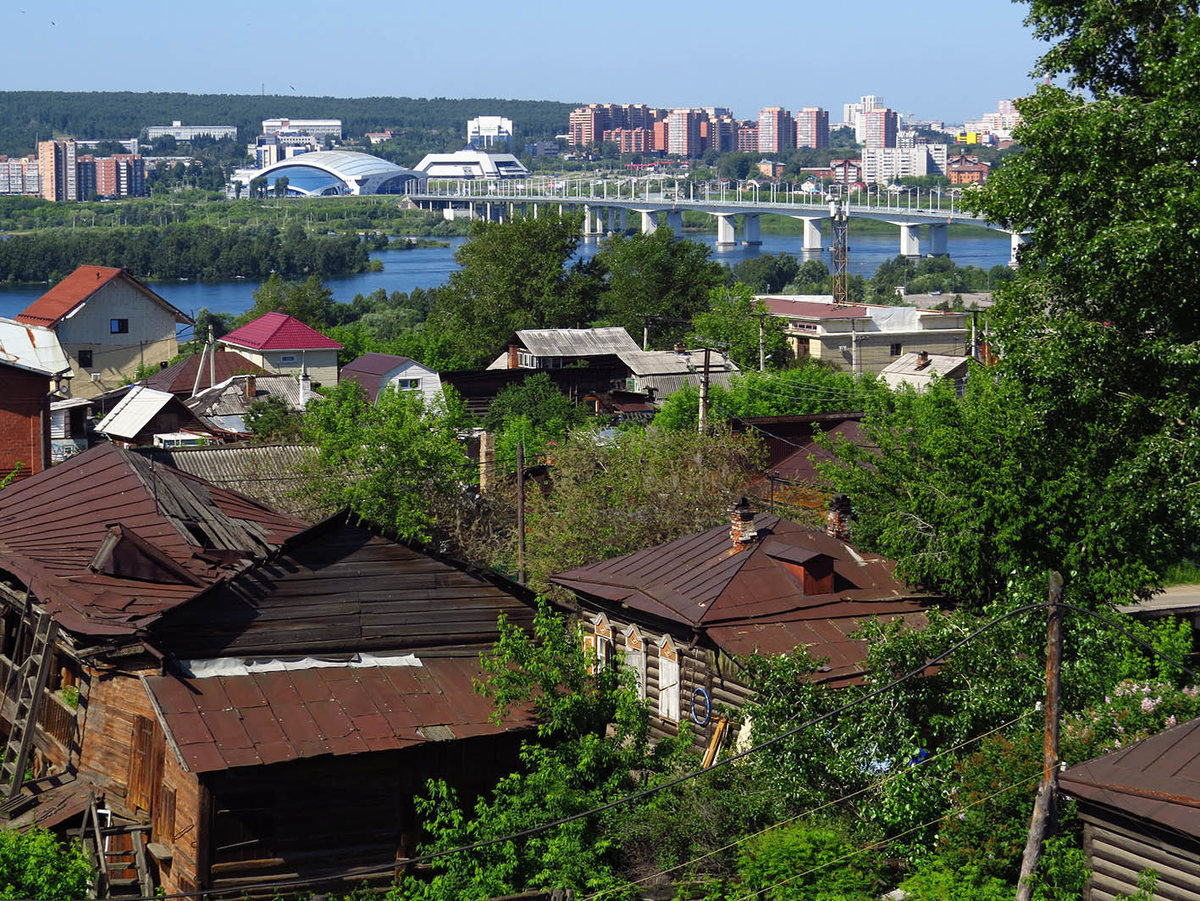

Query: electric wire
left=580, top=707, right=1039, bottom=901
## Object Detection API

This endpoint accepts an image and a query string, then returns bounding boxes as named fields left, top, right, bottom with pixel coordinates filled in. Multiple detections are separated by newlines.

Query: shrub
left=0, top=828, right=92, bottom=901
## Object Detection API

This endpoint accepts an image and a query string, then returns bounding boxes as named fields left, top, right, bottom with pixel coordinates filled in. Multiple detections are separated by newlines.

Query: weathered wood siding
left=201, top=732, right=524, bottom=889
left=76, top=664, right=159, bottom=815
left=151, top=733, right=206, bottom=897
left=1081, top=811, right=1200, bottom=901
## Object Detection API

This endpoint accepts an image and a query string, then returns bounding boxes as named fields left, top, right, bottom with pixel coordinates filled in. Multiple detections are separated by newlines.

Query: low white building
left=414, top=150, right=529, bottom=180
left=338, top=353, right=442, bottom=407
left=861, top=144, right=948, bottom=184
left=261, top=118, right=342, bottom=139
left=760, top=295, right=969, bottom=374
left=467, top=116, right=514, bottom=149
left=147, top=121, right=238, bottom=142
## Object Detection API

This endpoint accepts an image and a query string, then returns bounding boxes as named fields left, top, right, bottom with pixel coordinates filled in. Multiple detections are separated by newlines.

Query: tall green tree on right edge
left=821, top=0, right=1200, bottom=611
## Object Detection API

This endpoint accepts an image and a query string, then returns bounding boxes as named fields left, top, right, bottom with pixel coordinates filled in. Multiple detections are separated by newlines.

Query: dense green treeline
left=0, top=223, right=370, bottom=283
left=0, top=91, right=576, bottom=157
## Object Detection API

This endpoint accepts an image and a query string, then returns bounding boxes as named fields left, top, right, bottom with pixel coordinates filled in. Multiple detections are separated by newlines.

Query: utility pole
left=757, top=313, right=766, bottom=372
left=516, top=442, right=526, bottom=584
left=698, top=346, right=711, bottom=435
left=1015, top=571, right=1065, bottom=901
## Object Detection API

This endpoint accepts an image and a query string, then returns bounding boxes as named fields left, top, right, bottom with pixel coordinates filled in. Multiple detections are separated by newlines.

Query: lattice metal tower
left=830, top=198, right=849, bottom=306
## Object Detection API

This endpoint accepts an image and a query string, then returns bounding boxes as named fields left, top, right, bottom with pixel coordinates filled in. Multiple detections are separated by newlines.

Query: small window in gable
left=110, top=318, right=129, bottom=334
left=623, top=624, right=646, bottom=701
left=279, top=354, right=298, bottom=364
left=396, top=378, right=421, bottom=391
left=890, top=343, right=903, bottom=357
left=657, top=634, right=680, bottom=723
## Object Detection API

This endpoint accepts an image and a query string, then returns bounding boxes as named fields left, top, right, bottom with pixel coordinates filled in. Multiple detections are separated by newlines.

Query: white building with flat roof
left=261, top=118, right=343, bottom=139
left=146, top=121, right=238, bottom=142
left=467, top=116, right=514, bottom=149
left=414, top=150, right=529, bottom=180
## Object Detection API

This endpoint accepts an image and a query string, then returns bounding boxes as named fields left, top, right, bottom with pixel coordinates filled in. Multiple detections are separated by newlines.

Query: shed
left=1061, top=717, right=1200, bottom=900
left=339, top=353, right=442, bottom=406
left=95, top=385, right=216, bottom=447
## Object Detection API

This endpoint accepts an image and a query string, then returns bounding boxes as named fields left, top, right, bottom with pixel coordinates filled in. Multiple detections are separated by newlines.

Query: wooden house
left=550, top=501, right=934, bottom=750
left=0, top=445, right=536, bottom=896
left=1061, top=716, right=1200, bottom=900
left=15, top=267, right=192, bottom=399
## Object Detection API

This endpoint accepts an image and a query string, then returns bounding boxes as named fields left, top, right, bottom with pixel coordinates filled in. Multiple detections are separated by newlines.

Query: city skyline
left=3, top=0, right=1046, bottom=124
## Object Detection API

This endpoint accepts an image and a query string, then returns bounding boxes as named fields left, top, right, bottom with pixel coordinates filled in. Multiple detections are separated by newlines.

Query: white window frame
left=623, top=624, right=646, bottom=701
left=589, top=612, right=613, bottom=673
left=657, top=634, right=680, bottom=723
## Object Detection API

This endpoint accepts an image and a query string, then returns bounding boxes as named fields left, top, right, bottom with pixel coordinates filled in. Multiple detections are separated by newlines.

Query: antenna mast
left=830, top=198, right=849, bottom=306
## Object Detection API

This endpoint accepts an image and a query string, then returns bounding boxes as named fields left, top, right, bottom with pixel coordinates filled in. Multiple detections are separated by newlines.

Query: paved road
left=1118, top=583, right=1200, bottom=614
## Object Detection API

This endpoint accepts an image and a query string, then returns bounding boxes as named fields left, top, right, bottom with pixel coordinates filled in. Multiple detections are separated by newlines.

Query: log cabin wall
left=76, top=663, right=160, bottom=817
left=1080, top=809, right=1200, bottom=901
left=582, top=608, right=754, bottom=751
left=151, top=732, right=205, bottom=897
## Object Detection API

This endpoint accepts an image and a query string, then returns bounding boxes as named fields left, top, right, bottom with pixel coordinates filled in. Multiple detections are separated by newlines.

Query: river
left=0, top=229, right=1011, bottom=321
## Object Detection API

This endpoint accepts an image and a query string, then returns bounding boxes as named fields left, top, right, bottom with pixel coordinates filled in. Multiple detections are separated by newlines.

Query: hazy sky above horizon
left=6, top=0, right=1045, bottom=122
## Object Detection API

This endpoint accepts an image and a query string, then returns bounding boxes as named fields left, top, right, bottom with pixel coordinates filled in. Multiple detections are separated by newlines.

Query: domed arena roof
left=233, top=151, right=425, bottom=196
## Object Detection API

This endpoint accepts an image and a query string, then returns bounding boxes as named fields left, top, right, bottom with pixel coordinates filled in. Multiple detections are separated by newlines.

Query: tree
left=240, top=273, right=335, bottom=329
left=726, top=252, right=801, bottom=293
left=483, top=372, right=587, bottom=466
left=596, top=230, right=725, bottom=347
left=273, top=176, right=290, bottom=198
left=0, top=829, right=92, bottom=901
left=431, top=210, right=601, bottom=368
left=690, top=285, right=792, bottom=372
left=300, top=380, right=471, bottom=542
left=244, top=394, right=302, bottom=442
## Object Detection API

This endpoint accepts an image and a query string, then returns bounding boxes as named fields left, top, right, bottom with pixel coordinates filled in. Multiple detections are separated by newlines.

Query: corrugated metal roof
left=0, top=444, right=307, bottom=636
left=1062, top=716, right=1200, bottom=838
left=143, top=656, right=531, bottom=772
left=219, top=312, right=343, bottom=352
left=15, top=266, right=191, bottom=328
left=516, top=327, right=642, bottom=359
left=95, top=386, right=179, bottom=439
left=0, top=317, right=71, bottom=377
left=141, top=349, right=266, bottom=395
left=880, top=352, right=970, bottom=390
left=619, top=348, right=740, bottom=377
left=187, top=375, right=305, bottom=420
left=551, top=514, right=933, bottom=679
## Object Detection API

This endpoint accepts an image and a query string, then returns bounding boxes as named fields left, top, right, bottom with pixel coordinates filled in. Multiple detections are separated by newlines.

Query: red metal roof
left=141, top=349, right=267, bottom=395
left=16, top=266, right=190, bottom=328
left=760, top=297, right=868, bottom=319
left=551, top=515, right=933, bottom=682
left=143, top=657, right=532, bottom=772
left=219, top=312, right=343, bottom=352
left=0, top=444, right=308, bottom=636
left=1062, top=716, right=1200, bottom=839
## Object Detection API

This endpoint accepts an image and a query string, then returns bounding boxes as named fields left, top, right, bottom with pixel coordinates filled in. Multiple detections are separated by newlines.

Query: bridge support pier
left=1009, top=231, right=1030, bottom=268
left=899, top=224, right=921, bottom=258
left=715, top=214, right=736, bottom=247
left=928, top=224, right=948, bottom=257
left=607, top=207, right=615, bottom=234
left=666, top=210, right=683, bottom=237
left=801, top=218, right=822, bottom=252
left=640, top=210, right=658, bottom=235
left=743, top=214, right=761, bottom=246
left=620, top=208, right=627, bottom=231
left=532, top=202, right=538, bottom=219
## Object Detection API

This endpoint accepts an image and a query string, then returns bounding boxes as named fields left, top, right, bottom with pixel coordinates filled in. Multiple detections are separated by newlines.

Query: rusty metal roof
left=143, top=656, right=530, bottom=772
left=141, top=349, right=267, bottom=395
left=0, top=444, right=308, bottom=636
left=551, top=514, right=933, bottom=680
left=1061, top=716, right=1200, bottom=838
left=15, top=266, right=191, bottom=328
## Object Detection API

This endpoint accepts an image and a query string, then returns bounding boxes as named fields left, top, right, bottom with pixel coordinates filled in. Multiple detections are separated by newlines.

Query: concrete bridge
left=406, top=175, right=1031, bottom=266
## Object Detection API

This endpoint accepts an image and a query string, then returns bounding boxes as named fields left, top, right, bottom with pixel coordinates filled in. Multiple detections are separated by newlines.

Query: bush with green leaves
left=0, top=828, right=92, bottom=901
left=733, top=823, right=882, bottom=901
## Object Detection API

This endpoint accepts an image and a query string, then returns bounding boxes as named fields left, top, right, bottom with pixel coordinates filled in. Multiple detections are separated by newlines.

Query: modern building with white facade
left=467, top=116, right=514, bottom=149
left=414, top=150, right=529, bottom=180
left=261, top=118, right=343, bottom=139
left=147, top=121, right=238, bottom=142
left=230, top=150, right=425, bottom=196
left=861, top=144, right=948, bottom=184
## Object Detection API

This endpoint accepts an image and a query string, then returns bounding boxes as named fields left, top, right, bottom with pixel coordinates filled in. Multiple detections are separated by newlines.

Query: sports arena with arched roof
left=230, top=150, right=426, bottom=197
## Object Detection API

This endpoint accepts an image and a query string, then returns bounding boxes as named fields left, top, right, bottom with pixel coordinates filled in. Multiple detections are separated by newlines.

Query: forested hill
left=0, top=92, right=578, bottom=156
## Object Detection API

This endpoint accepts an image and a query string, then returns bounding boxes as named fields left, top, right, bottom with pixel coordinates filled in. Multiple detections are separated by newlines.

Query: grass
left=1163, top=560, right=1200, bottom=586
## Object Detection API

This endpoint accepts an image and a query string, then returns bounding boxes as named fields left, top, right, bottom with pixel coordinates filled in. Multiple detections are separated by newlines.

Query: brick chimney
left=243, top=375, right=256, bottom=400
left=730, top=497, right=758, bottom=549
left=826, top=493, right=852, bottom=541
left=915, top=350, right=931, bottom=370
left=507, top=344, right=520, bottom=369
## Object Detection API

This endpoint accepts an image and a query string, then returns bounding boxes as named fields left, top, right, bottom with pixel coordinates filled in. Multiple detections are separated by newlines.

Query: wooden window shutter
left=127, top=715, right=156, bottom=813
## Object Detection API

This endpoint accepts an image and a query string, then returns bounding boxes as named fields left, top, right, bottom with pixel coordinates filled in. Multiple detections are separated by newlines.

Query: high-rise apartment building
left=737, top=125, right=759, bottom=153
left=38, top=140, right=79, bottom=202
left=844, top=95, right=885, bottom=143
left=757, top=107, right=795, bottom=154
left=667, top=109, right=703, bottom=158
left=0, top=156, right=40, bottom=196
left=706, top=115, right=737, bottom=154
left=795, top=107, right=829, bottom=149
left=569, top=106, right=606, bottom=146
left=602, top=128, right=649, bottom=154
left=864, top=109, right=899, bottom=149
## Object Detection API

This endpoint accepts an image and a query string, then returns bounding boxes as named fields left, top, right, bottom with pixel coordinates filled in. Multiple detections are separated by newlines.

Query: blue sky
left=6, top=0, right=1045, bottom=123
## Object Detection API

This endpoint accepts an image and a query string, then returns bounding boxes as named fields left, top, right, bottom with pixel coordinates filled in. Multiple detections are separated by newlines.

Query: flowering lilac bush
left=1061, top=680, right=1200, bottom=761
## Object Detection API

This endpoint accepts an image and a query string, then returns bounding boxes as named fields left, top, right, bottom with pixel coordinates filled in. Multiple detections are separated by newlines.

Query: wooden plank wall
left=76, top=664, right=160, bottom=815
left=151, top=731, right=205, bottom=898
left=1082, top=813, right=1200, bottom=901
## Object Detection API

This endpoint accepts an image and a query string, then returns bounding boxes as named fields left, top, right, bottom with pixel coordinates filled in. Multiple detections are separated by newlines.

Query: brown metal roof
left=143, top=657, right=531, bottom=773
left=551, top=514, right=933, bottom=679
left=141, top=349, right=267, bottom=395
left=339, top=354, right=415, bottom=404
left=0, top=444, right=308, bottom=636
left=1062, top=716, right=1200, bottom=838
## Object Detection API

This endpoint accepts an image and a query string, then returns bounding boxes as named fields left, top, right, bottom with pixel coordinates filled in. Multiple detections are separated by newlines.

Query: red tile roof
left=141, top=349, right=267, bottom=395
left=551, top=515, right=934, bottom=684
left=219, top=312, right=343, bottom=352
left=143, top=657, right=532, bottom=772
left=16, top=266, right=190, bottom=328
